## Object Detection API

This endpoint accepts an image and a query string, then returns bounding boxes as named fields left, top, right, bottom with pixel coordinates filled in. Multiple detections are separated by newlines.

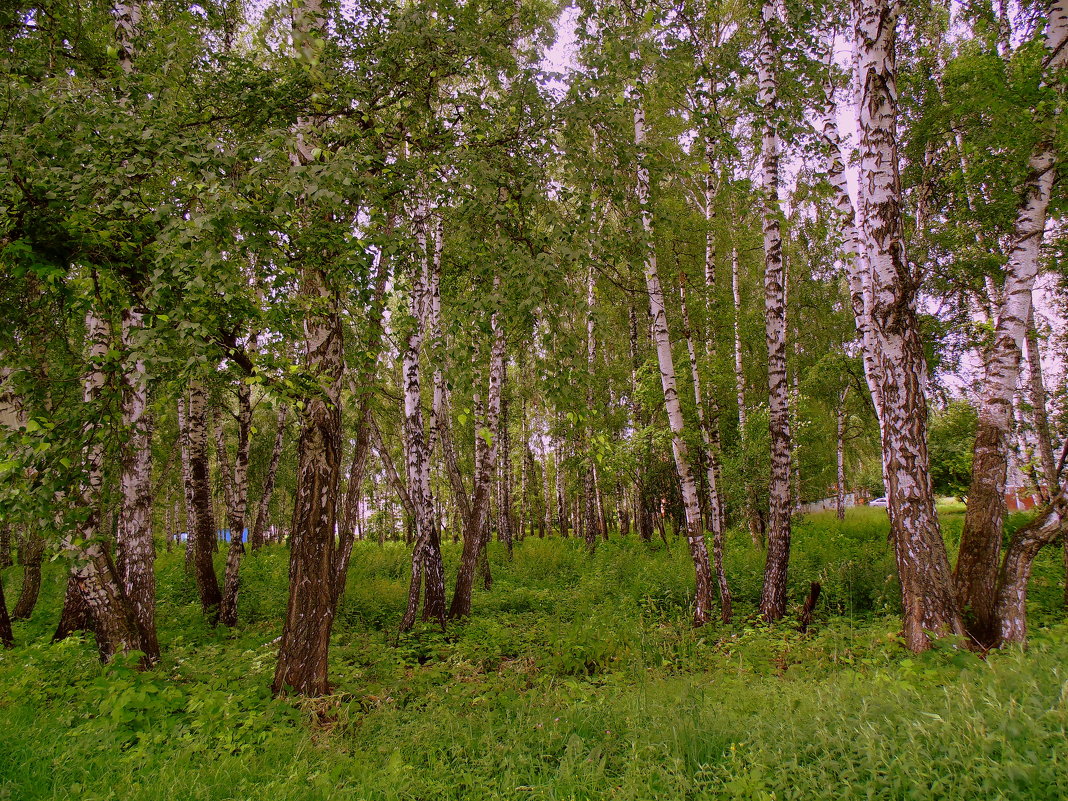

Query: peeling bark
left=756, top=0, right=792, bottom=622
left=956, top=0, right=1066, bottom=646
left=116, top=308, right=158, bottom=660
left=854, top=0, right=963, bottom=650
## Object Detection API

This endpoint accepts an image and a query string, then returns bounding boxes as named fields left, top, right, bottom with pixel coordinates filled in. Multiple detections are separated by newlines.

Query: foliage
left=2, top=510, right=1067, bottom=799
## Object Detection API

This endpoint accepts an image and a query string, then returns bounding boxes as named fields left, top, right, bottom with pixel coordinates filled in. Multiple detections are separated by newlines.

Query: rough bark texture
left=61, top=309, right=141, bottom=662
left=116, top=307, right=159, bottom=660
left=185, top=380, right=222, bottom=621
left=854, top=0, right=963, bottom=650
left=995, top=483, right=1067, bottom=644
left=955, top=0, right=1065, bottom=646
left=633, top=73, right=715, bottom=626
left=400, top=201, right=446, bottom=632
left=756, top=0, right=792, bottom=622
left=11, top=530, right=44, bottom=620
left=0, top=575, right=12, bottom=648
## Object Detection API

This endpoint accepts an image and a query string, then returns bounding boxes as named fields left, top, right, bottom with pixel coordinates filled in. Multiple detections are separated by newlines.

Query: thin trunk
left=680, top=275, right=732, bottom=621
left=449, top=299, right=506, bottom=619
left=0, top=575, right=12, bottom=648
left=11, top=530, right=44, bottom=620
left=217, top=381, right=252, bottom=628
left=250, top=405, right=288, bottom=551
left=185, top=381, right=222, bottom=621
left=836, top=388, right=848, bottom=521
left=1025, top=311, right=1057, bottom=499
left=634, top=71, right=714, bottom=625
left=584, top=265, right=599, bottom=552
left=499, top=380, right=514, bottom=559
left=855, top=0, right=963, bottom=650
left=178, top=397, right=196, bottom=569
left=0, top=525, right=11, bottom=568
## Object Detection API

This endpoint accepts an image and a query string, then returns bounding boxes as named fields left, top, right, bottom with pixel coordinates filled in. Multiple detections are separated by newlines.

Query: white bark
left=633, top=65, right=715, bottom=625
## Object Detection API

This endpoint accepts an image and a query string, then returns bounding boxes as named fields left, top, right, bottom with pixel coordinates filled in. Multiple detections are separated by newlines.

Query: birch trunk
left=584, top=265, right=600, bottom=552
left=680, top=274, right=732, bottom=621
left=250, top=405, right=287, bottom=551
left=855, top=0, right=963, bottom=650
left=216, top=381, right=252, bottom=628
left=1025, top=311, right=1057, bottom=498
left=956, top=0, right=1066, bottom=645
left=185, top=380, right=222, bottom=620
left=836, top=388, right=848, bottom=521
left=12, top=529, right=44, bottom=620
left=0, top=574, right=12, bottom=648
left=272, top=0, right=349, bottom=696
left=449, top=301, right=506, bottom=619
left=400, top=201, right=445, bottom=631
left=756, top=0, right=792, bottom=621
left=634, top=73, right=715, bottom=626
left=58, top=310, right=140, bottom=661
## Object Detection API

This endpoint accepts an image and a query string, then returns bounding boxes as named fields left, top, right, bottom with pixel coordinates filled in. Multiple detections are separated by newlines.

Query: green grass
left=1, top=510, right=1067, bottom=800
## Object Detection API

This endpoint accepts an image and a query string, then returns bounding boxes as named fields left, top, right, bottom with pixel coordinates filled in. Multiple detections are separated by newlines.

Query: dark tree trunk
left=53, top=574, right=93, bottom=643
left=184, top=381, right=222, bottom=621
left=11, top=530, right=44, bottom=620
left=0, top=525, right=12, bottom=568
left=0, top=574, right=12, bottom=648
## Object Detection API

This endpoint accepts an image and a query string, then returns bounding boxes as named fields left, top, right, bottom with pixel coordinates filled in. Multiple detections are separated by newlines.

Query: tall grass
left=1, top=509, right=1065, bottom=800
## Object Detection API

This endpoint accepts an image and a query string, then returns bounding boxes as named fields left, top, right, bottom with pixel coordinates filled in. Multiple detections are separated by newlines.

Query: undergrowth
left=0, top=507, right=1066, bottom=800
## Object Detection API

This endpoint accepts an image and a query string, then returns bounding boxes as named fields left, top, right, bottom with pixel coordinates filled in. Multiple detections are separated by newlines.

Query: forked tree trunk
left=732, top=247, right=763, bottom=548
left=994, top=480, right=1067, bottom=644
left=633, top=71, right=715, bottom=626
left=250, top=405, right=287, bottom=551
left=184, top=381, right=222, bottom=621
left=116, top=308, right=159, bottom=660
left=855, top=0, right=963, bottom=650
left=58, top=309, right=140, bottom=662
left=756, top=0, right=792, bottom=621
left=955, top=0, right=1065, bottom=646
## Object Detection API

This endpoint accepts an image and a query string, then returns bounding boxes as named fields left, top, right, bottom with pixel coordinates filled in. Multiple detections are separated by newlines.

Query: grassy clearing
left=1, top=509, right=1066, bottom=800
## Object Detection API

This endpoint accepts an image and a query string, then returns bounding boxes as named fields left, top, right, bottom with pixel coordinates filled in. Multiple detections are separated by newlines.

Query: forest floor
left=1, top=506, right=1067, bottom=800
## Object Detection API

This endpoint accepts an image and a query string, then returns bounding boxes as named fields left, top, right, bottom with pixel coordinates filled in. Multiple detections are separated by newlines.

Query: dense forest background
left=1, top=0, right=1068, bottom=796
